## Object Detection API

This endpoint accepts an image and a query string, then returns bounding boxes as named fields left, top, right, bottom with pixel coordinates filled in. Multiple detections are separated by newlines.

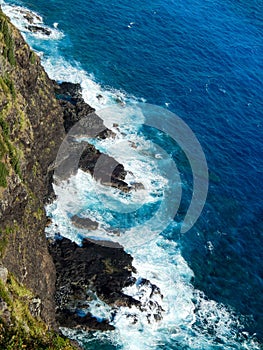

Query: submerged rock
left=71, top=215, right=99, bottom=230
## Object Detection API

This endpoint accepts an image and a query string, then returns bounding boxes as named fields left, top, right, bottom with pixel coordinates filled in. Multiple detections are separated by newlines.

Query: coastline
left=0, top=6, right=138, bottom=348
left=1, top=2, right=262, bottom=349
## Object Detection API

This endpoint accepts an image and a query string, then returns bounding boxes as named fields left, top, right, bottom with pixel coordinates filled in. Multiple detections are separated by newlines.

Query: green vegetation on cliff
left=0, top=12, right=21, bottom=186
left=0, top=8, right=77, bottom=350
left=0, top=11, right=16, bottom=66
left=0, top=276, right=76, bottom=350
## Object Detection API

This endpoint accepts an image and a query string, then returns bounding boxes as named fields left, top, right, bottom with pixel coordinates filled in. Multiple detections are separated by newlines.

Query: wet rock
left=96, top=94, right=103, bottom=101
left=26, top=25, right=51, bottom=36
left=56, top=309, right=115, bottom=331
left=131, top=182, right=145, bottom=190
left=45, top=217, right=52, bottom=227
left=137, top=278, right=163, bottom=300
left=131, top=278, right=165, bottom=324
left=79, top=143, right=131, bottom=192
left=71, top=215, right=98, bottom=230
left=52, top=82, right=132, bottom=192
left=17, top=8, right=42, bottom=24
left=23, top=13, right=35, bottom=24
left=54, top=82, right=114, bottom=139
left=49, top=237, right=139, bottom=331
left=55, top=82, right=83, bottom=101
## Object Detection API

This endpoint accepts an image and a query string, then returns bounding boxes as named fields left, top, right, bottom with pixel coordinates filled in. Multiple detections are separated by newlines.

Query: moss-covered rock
left=0, top=274, right=77, bottom=349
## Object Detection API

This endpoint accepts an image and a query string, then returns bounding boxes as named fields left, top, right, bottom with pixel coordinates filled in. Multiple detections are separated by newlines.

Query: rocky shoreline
left=48, top=236, right=138, bottom=331
left=0, top=7, right=164, bottom=348
left=0, top=7, right=139, bottom=348
left=48, top=80, right=143, bottom=333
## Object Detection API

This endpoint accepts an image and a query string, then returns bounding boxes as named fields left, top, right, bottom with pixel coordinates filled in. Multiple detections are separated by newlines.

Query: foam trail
left=0, top=1, right=142, bottom=110
left=1, top=2, right=64, bottom=40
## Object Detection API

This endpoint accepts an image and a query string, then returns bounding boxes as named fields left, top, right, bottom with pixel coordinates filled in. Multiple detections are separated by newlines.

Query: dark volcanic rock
left=135, top=278, right=164, bottom=323
left=54, top=82, right=113, bottom=139
left=52, top=82, right=132, bottom=192
left=49, top=237, right=139, bottom=330
left=26, top=25, right=51, bottom=36
left=79, top=143, right=131, bottom=192
left=55, top=82, right=82, bottom=100
left=71, top=215, right=98, bottom=230
left=53, top=138, right=131, bottom=192
left=56, top=310, right=115, bottom=331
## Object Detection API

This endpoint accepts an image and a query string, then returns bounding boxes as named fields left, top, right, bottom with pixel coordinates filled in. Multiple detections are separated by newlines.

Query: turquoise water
left=2, top=0, right=262, bottom=348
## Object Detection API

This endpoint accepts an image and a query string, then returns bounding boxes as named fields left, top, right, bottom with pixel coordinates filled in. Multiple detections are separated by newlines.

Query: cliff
left=0, top=8, right=78, bottom=348
left=0, top=7, right=137, bottom=348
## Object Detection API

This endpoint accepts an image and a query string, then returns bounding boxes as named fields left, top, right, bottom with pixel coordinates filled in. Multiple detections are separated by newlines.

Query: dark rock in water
left=55, top=82, right=83, bottom=101
left=52, top=81, right=132, bottom=192
left=17, top=8, right=42, bottom=24
left=133, top=278, right=165, bottom=323
left=137, top=278, right=163, bottom=300
left=96, top=94, right=103, bottom=101
left=71, top=215, right=98, bottom=230
left=23, top=13, right=35, bottom=24
left=49, top=237, right=139, bottom=331
left=54, top=82, right=114, bottom=139
left=79, top=143, right=131, bottom=192
left=56, top=309, right=115, bottom=331
left=26, top=25, right=52, bottom=36
left=52, top=137, right=131, bottom=194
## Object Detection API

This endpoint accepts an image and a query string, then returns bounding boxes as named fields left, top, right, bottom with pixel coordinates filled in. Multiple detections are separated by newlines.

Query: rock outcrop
left=49, top=237, right=139, bottom=331
left=53, top=81, right=131, bottom=191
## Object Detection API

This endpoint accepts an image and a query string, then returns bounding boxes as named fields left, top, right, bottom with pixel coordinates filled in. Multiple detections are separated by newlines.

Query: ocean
left=1, top=0, right=262, bottom=349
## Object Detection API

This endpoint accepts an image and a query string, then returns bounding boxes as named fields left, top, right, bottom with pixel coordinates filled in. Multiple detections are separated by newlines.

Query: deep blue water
left=2, top=0, right=263, bottom=347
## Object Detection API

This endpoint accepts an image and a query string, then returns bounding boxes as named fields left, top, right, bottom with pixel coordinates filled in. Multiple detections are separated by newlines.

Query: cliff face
left=0, top=7, right=64, bottom=330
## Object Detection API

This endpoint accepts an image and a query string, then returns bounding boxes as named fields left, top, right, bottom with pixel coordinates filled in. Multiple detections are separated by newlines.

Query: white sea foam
left=58, top=237, right=260, bottom=349
left=41, top=56, right=145, bottom=110
left=1, top=2, right=64, bottom=40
